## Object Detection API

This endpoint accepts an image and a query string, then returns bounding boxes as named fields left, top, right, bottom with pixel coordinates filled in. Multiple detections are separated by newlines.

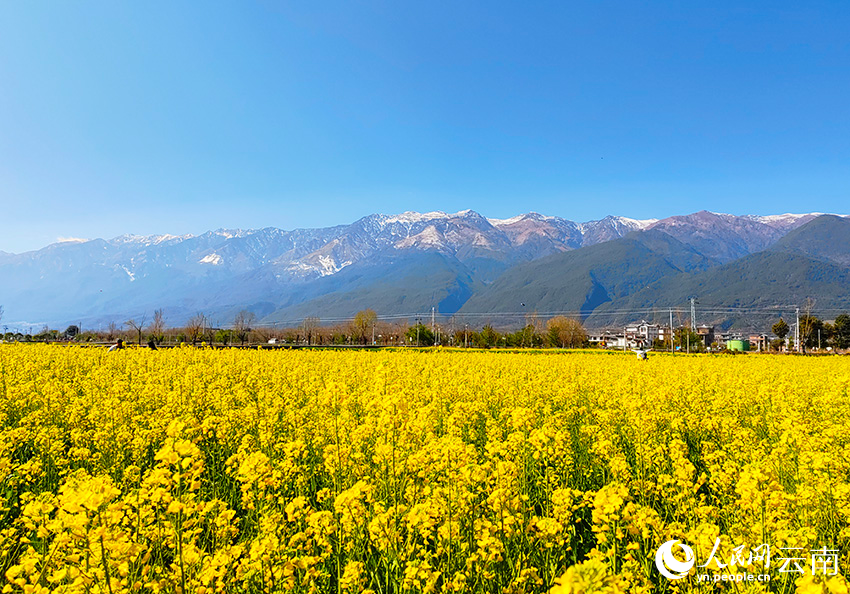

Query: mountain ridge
left=0, top=210, right=846, bottom=329
left=15, top=209, right=834, bottom=256
left=461, top=215, right=850, bottom=330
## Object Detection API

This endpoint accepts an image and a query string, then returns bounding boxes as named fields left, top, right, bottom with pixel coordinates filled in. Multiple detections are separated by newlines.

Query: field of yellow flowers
left=1, top=344, right=849, bottom=594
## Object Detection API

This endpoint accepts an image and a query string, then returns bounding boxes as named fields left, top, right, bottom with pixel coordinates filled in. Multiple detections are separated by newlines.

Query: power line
left=241, top=302, right=836, bottom=330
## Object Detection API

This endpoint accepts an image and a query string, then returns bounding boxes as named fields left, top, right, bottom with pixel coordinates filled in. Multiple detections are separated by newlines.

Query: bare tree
left=352, top=309, right=378, bottom=345
left=301, top=316, right=320, bottom=346
left=0, top=305, right=4, bottom=326
left=107, top=321, right=118, bottom=341
left=125, top=314, right=148, bottom=345
left=525, top=310, right=543, bottom=336
left=150, top=309, right=165, bottom=343
left=521, top=310, right=544, bottom=348
left=203, top=317, right=218, bottom=344
left=233, top=310, right=256, bottom=345
left=799, top=297, right=818, bottom=354
left=185, top=313, right=206, bottom=345
left=253, top=324, right=276, bottom=344
left=546, top=316, right=587, bottom=348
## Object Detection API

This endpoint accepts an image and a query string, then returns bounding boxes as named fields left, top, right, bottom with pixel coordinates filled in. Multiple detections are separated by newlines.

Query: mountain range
left=1, top=210, right=848, bottom=332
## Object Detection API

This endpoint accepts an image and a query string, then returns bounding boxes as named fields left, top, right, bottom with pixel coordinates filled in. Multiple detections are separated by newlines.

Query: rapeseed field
left=1, top=345, right=848, bottom=593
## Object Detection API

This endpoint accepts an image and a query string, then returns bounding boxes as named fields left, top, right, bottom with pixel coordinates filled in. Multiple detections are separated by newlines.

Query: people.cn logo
left=655, top=540, right=695, bottom=580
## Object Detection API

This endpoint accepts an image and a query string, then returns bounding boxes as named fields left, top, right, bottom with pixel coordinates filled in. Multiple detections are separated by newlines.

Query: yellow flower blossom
left=2, top=344, right=849, bottom=593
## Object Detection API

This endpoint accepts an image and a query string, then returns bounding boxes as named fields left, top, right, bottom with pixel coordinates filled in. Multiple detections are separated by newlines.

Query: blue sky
left=2, top=1, right=849, bottom=253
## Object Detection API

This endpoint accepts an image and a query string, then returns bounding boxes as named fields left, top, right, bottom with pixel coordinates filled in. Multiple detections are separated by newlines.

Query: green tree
left=772, top=318, right=789, bottom=341
left=822, top=322, right=835, bottom=349
left=674, top=327, right=704, bottom=352
left=405, top=323, right=434, bottom=346
left=772, top=318, right=790, bottom=352
left=214, top=329, right=232, bottom=345
left=508, top=324, right=543, bottom=348
left=834, top=314, right=850, bottom=350
left=475, top=325, right=501, bottom=349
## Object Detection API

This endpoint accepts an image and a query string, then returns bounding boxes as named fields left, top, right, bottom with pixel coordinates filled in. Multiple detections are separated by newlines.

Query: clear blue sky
left=2, top=1, right=849, bottom=253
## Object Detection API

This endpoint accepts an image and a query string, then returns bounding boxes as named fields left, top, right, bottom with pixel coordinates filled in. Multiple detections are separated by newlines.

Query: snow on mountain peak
left=212, top=229, right=252, bottom=239
left=154, top=233, right=192, bottom=243
left=395, top=225, right=447, bottom=249
left=748, top=213, right=825, bottom=225
left=199, top=253, right=223, bottom=265
left=488, top=215, right=526, bottom=226
left=611, top=216, right=659, bottom=229
left=381, top=209, right=485, bottom=226
left=382, top=211, right=451, bottom=225
left=488, top=212, right=558, bottom=226
left=111, top=233, right=194, bottom=246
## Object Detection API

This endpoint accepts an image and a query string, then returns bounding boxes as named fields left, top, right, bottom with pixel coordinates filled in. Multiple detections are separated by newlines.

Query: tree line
left=8, top=303, right=850, bottom=353
left=771, top=314, right=850, bottom=352
left=1, top=308, right=590, bottom=349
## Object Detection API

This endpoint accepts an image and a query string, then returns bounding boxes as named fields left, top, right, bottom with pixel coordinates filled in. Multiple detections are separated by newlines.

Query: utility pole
left=796, top=307, right=800, bottom=353
left=669, top=308, right=674, bottom=353
left=464, top=323, right=469, bottom=348
left=431, top=307, right=435, bottom=336
left=690, top=297, right=697, bottom=331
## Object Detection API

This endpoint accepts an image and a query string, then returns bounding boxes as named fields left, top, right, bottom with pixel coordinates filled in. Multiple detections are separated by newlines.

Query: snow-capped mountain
left=0, top=209, right=838, bottom=328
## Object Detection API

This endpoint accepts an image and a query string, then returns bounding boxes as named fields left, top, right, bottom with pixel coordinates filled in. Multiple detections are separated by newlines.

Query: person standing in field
left=108, top=339, right=124, bottom=352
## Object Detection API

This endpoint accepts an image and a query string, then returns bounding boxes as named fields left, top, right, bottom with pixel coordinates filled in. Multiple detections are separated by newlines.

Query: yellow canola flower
left=550, top=558, right=624, bottom=594
left=1, top=344, right=849, bottom=593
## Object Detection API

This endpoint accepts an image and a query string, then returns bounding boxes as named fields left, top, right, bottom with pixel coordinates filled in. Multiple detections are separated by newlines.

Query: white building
left=625, top=320, right=664, bottom=345
left=587, top=331, right=622, bottom=348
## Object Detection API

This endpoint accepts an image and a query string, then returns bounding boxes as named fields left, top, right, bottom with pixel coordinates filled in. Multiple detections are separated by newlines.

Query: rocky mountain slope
left=464, top=215, right=850, bottom=330
left=0, top=210, right=838, bottom=329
